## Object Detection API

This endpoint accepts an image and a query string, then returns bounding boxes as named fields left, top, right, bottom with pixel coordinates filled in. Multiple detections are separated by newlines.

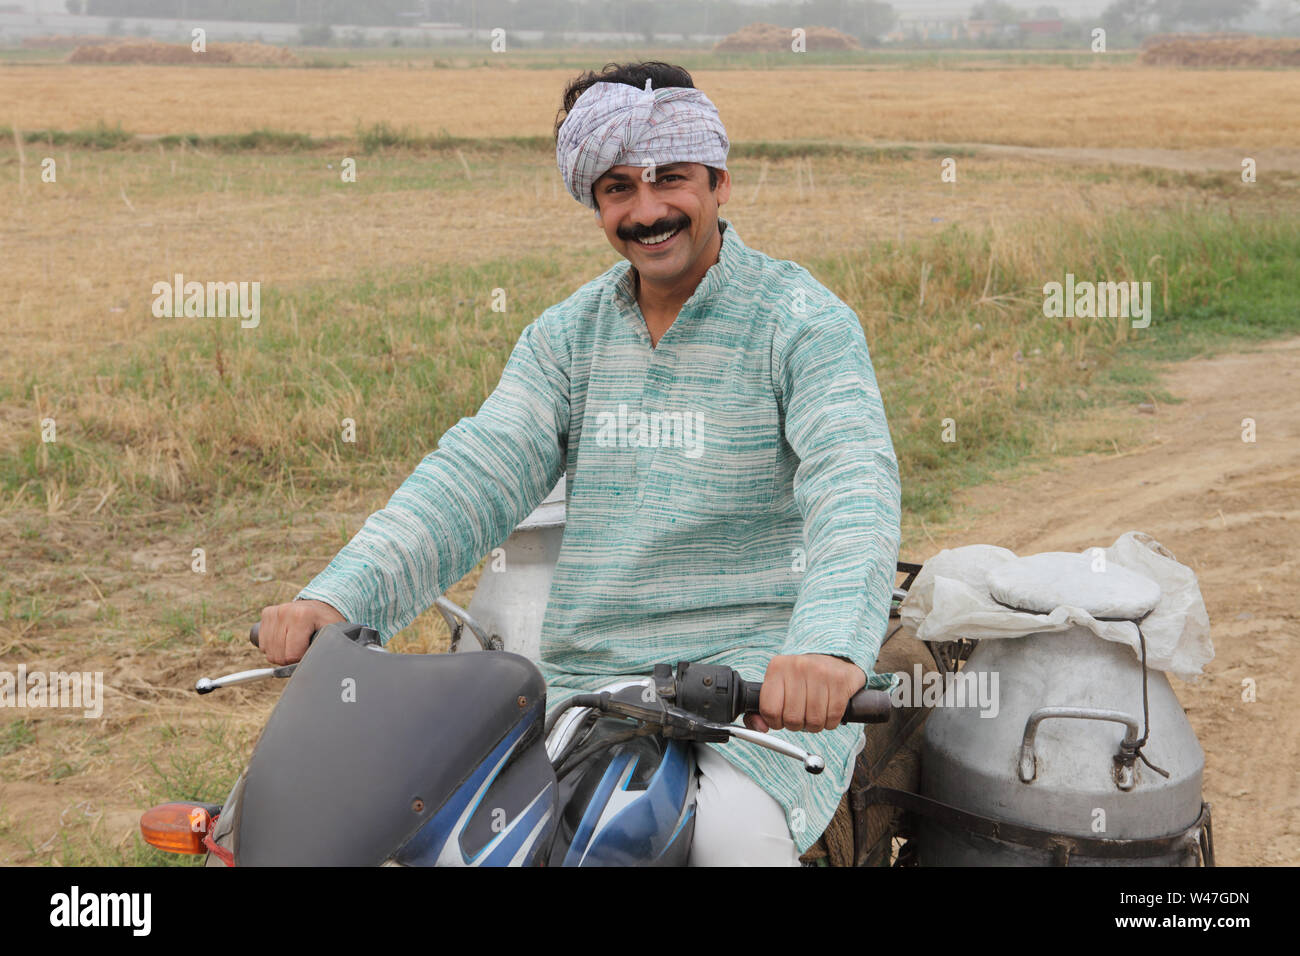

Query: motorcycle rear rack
left=859, top=785, right=1215, bottom=866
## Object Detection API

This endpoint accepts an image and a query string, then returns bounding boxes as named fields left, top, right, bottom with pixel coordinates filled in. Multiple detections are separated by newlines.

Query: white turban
left=555, top=77, right=730, bottom=211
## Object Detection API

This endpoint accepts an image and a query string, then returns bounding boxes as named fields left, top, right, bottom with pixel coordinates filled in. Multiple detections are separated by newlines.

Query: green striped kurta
left=296, top=217, right=902, bottom=853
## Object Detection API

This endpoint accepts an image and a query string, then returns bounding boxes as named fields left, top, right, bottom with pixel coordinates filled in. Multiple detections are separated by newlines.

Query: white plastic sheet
left=898, top=531, right=1214, bottom=680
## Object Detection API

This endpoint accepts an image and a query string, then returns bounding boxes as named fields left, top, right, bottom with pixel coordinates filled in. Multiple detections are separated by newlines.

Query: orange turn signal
left=140, top=802, right=211, bottom=855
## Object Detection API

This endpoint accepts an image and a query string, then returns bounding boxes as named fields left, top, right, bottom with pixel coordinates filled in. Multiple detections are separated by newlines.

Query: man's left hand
left=744, top=654, right=866, bottom=734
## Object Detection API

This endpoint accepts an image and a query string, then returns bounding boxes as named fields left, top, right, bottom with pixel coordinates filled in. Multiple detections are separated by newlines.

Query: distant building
left=963, top=19, right=1001, bottom=39
left=897, top=15, right=967, bottom=40
left=893, top=18, right=1029, bottom=42
left=1018, top=19, right=1064, bottom=35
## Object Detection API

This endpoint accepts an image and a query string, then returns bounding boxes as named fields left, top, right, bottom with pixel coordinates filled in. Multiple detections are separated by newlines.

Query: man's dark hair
left=554, top=60, right=720, bottom=199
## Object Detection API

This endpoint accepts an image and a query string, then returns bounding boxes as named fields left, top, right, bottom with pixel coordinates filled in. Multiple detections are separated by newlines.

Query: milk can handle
left=433, top=596, right=501, bottom=652
left=1018, top=707, right=1142, bottom=790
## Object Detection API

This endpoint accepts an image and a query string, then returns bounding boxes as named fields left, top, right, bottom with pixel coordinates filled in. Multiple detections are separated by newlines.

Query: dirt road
left=920, top=335, right=1300, bottom=865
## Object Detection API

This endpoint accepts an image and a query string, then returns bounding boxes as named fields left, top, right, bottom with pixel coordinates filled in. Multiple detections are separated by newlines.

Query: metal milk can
left=449, top=477, right=566, bottom=660
left=914, top=555, right=1213, bottom=866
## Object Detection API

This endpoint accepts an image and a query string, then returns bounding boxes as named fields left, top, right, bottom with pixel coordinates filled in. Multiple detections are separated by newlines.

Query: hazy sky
left=23, top=0, right=1117, bottom=20
left=729, top=0, right=1114, bottom=15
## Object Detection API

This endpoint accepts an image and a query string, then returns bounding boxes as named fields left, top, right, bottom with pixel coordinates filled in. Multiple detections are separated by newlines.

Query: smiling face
left=592, top=162, right=731, bottom=290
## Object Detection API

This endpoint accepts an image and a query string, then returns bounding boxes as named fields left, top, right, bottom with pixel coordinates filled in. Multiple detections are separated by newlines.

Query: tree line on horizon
left=73, top=0, right=1294, bottom=42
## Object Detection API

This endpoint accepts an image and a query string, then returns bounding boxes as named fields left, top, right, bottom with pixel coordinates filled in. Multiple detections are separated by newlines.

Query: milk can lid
left=516, top=475, right=567, bottom=531
left=986, top=551, right=1162, bottom=620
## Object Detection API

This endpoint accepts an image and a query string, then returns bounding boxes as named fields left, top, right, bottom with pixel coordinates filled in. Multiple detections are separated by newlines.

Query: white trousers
left=688, top=743, right=802, bottom=867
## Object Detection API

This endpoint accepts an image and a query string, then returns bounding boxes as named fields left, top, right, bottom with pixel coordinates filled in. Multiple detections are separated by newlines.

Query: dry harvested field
left=12, top=147, right=1283, bottom=378
left=1, top=54, right=1298, bottom=867
left=3, top=64, right=1299, bottom=148
left=1140, top=32, right=1300, bottom=67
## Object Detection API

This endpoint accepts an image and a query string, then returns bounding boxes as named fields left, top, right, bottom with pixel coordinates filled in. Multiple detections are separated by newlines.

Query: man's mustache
left=620, top=218, right=689, bottom=241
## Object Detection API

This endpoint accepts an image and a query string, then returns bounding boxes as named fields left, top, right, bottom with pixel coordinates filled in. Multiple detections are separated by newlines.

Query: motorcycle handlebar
left=247, top=624, right=893, bottom=724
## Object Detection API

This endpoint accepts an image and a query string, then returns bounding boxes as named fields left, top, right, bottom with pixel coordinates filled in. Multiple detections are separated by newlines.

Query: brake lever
left=195, top=664, right=297, bottom=694
left=711, top=723, right=825, bottom=774
left=198, top=621, right=380, bottom=695
left=194, top=621, right=303, bottom=694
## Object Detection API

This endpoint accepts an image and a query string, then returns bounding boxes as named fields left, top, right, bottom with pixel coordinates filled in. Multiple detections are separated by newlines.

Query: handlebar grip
left=739, top=681, right=894, bottom=724
left=843, top=688, right=894, bottom=724
left=250, top=621, right=327, bottom=651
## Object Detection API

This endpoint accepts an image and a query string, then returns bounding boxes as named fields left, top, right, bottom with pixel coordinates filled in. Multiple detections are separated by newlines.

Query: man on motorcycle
left=256, top=61, right=902, bottom=866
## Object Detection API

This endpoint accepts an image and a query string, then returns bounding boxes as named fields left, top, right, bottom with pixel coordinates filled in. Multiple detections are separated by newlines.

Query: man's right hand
left=257, top=600, right=346, bottom=665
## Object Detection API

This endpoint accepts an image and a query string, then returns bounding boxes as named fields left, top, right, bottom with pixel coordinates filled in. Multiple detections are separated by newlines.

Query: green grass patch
left=2, top=119, right=132, bottom=149
left=0, top=720, right=36, bottom=758
left=0, top=123, right=1005, bottom=161
left=809, top=208, right=1300, bottom=520
left=158, top=128, right=321, bottom=152
left=734, top=140, right=920, bottom=162
left=27, top=721, right=248, bottom=867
